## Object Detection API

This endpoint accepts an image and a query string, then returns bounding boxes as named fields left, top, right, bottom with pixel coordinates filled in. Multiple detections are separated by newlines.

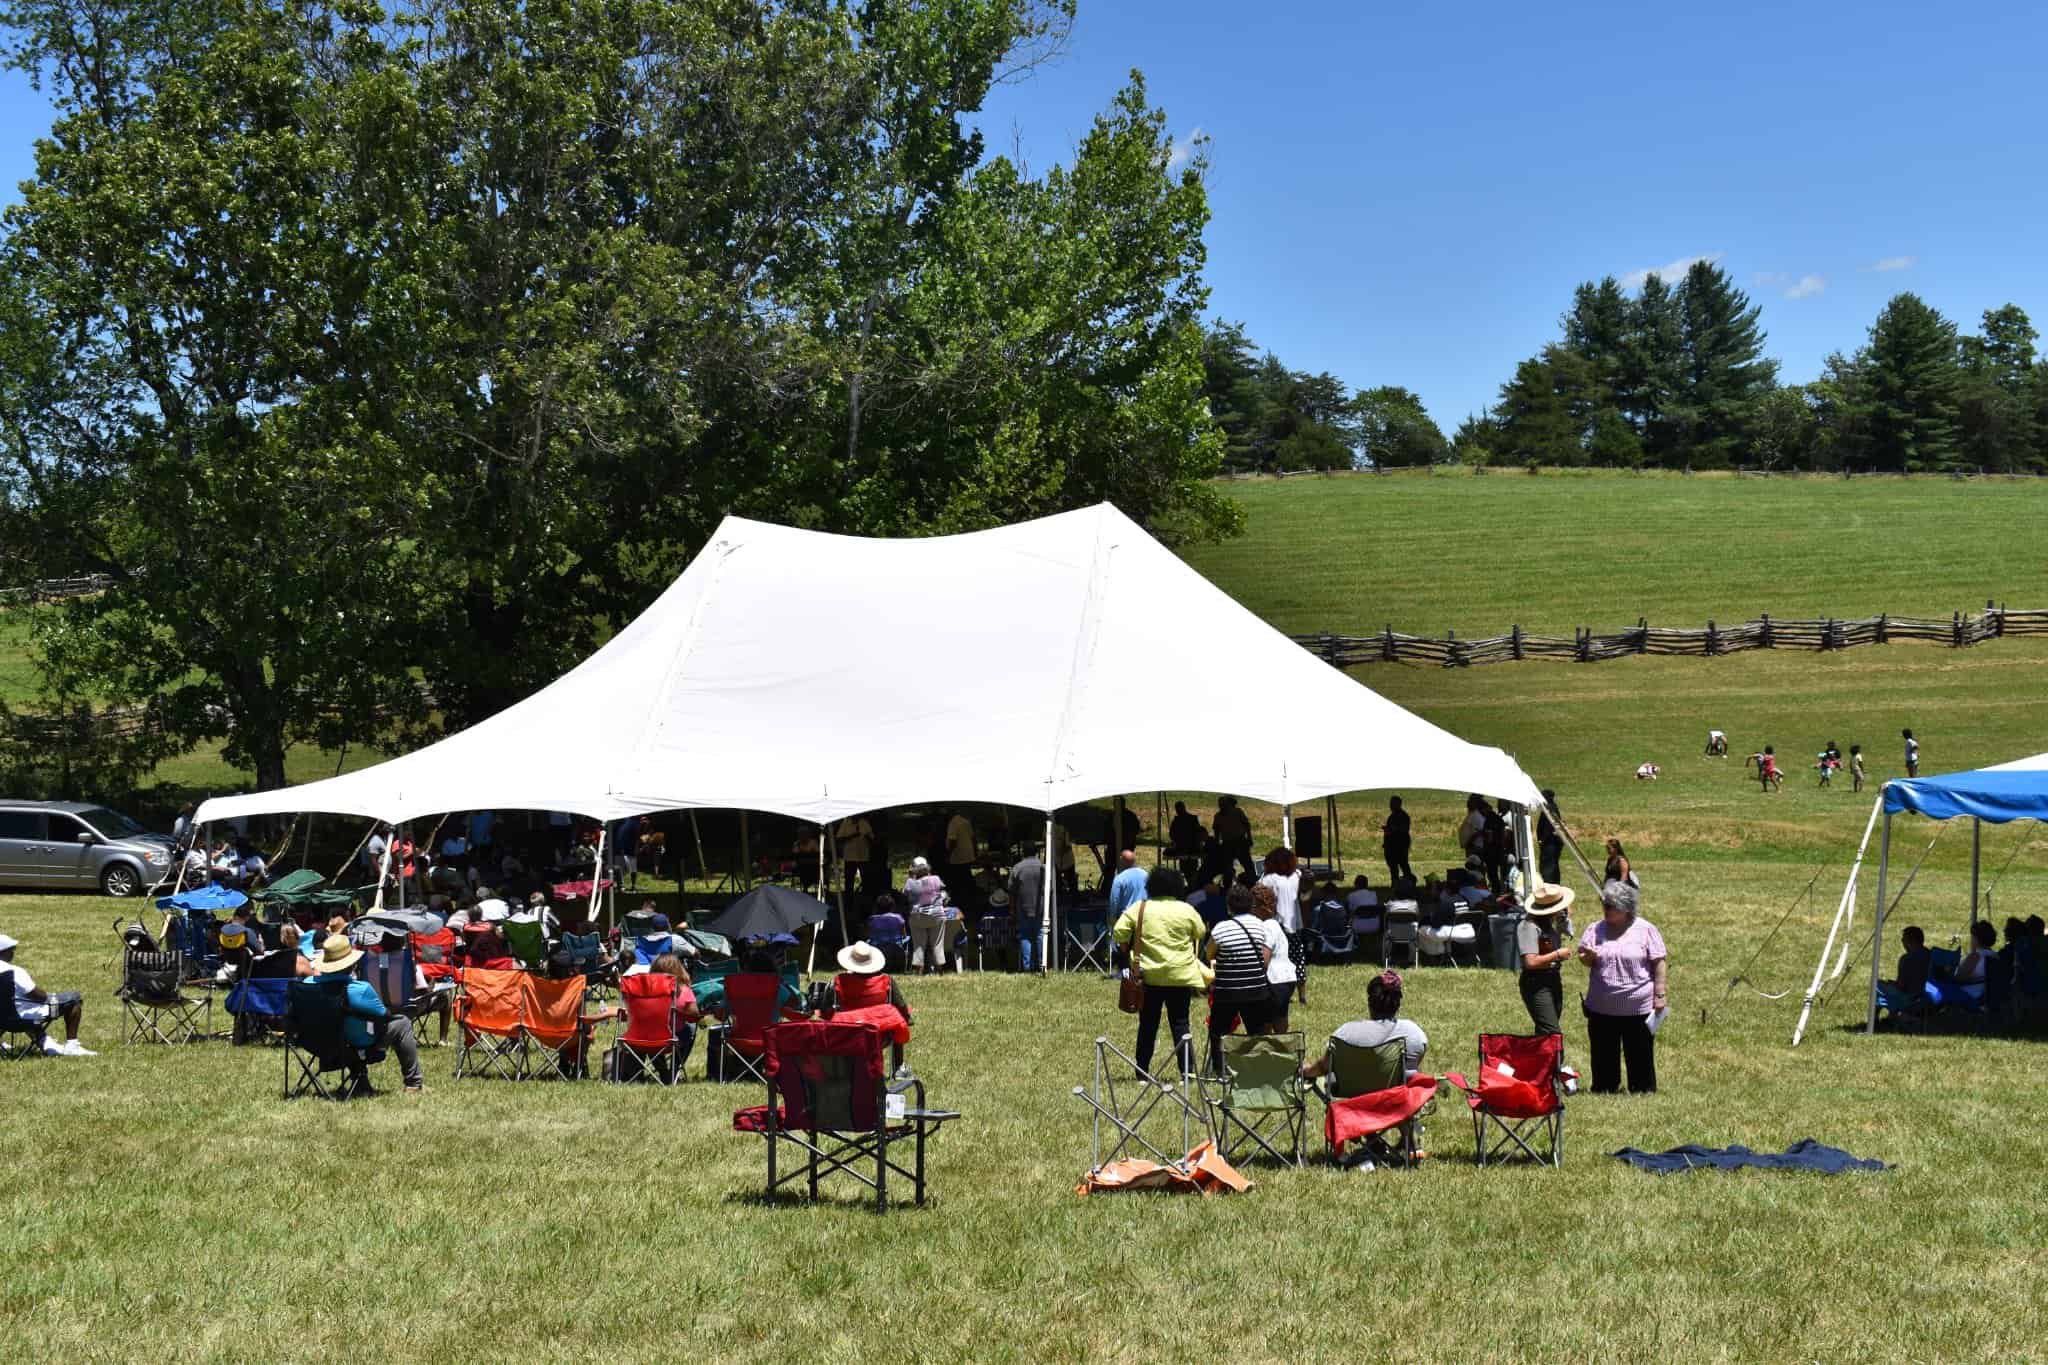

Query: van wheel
left=101, top=864, right=142, bottom=898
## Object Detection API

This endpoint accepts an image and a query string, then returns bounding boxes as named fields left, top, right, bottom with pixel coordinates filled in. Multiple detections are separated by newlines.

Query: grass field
left=4, top=470, right=2048, bottom=1361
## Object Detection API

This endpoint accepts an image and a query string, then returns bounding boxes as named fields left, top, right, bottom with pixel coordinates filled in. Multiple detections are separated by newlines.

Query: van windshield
left=79, top=807, right=148, bottom=839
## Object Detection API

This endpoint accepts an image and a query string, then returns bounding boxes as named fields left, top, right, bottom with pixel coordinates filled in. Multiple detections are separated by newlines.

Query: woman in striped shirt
left=1204, top=883, right=1275, bottom=1070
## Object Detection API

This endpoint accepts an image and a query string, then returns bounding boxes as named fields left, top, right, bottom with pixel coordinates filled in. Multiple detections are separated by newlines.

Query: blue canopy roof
left=1883, top=754, right=2048, bottom=823
left=154, top=884, right=249, bottom=913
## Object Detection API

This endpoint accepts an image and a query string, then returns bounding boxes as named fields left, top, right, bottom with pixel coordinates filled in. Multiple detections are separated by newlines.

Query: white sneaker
left=42, top=1038, right=62, bottom=1055
left=60, top=1040, right=97, bottom=1057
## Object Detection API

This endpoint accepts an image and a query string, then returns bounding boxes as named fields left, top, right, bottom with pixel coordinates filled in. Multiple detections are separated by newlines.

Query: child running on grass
left=1748, top=746, right=1783, bottom=793
left=1852, top=744, right=1866, bottom=793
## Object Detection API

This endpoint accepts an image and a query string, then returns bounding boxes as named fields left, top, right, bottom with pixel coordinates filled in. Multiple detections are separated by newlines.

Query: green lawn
left=4, top=470, right=2048, bottom=1360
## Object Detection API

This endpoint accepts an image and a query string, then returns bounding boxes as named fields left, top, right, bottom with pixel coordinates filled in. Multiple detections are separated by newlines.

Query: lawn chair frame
left=1199, top=1031, right=1308, bottom=1167
left=118, top=948, right=211, bottom=1045
left=757, top=1021, right=958, bottom=1212
left=1464, top=1033, right=1566, bottom=1168
left=0, top=968, right=50, bottom=1060
left=282, top=978, right=383, bottom=1101
left=1072, top=1033, right=1208, bottom=1173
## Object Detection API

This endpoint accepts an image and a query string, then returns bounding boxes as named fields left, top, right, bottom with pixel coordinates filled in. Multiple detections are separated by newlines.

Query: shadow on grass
left=721, top=1187, right=937, bottom=1215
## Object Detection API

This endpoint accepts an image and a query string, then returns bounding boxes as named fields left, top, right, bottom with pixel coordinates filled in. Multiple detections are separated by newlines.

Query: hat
left=647, top=912, right=671, bottom=933
left=837, top=941, right=886, bottom=975
left=478, top=898, right=510, bottom=923
left=218, top=924, right=251, bottom=950
left=1526, top=883, right=1575, bottom=917
left=1463, top=854, right=1485, bottom=872
left=910, top=856, right=930, bottom=872
left=314, top=933, right=363, bottom=974
left=0, top=933, right=17, bottom=954
left=988, top=890, right=1011, bottom=908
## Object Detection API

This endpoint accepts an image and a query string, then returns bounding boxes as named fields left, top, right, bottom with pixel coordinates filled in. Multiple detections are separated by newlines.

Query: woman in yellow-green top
left=1111, top=866, right=1211, bottom=1079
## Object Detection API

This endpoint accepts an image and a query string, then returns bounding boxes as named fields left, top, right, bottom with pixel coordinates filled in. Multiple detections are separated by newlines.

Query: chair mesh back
left=765, top=1021, right=885, bottom=1131
left=502, top=918, right=548, bottom=968
left=619, top=973, right=678, bottom=1047
left=1328, top=1037, right=1406, bottom=1100
left=287, top=979, right=354, bottom=1061
left=125, top=951, right=185, bottom=1004
left=0, top=969, right=36, bottom=1030
left=362, top=950, right=415, bottom=1012
left=725, top=974, right=783, bottom=1047
left=1221, top=1033, right=1302, bottom=1110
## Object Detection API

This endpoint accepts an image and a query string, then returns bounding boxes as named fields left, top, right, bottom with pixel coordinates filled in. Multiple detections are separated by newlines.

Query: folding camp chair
left=282, top=977, right=385, bottom=1100
left=1064, top=906, right=1112, bottom=975
left=0, top=968, right=50, bottom=1060
left=1382, top=905, right=1419, bottom=968
left=452, top=968, right=527, bottom=1081
left=1071, top=1033, right=1208, bottom=1173
left=708, top=972, right=788, bottom=1085
left=1310, top=902, right=1356, bottom=962
left=1314, top=1036, right=1433, bottom=1169
left=1449, top=1033, right=1566, bottom=1168
left=559, top=931, right=610, bottom=994
left=1199, top=1032, right=1308, bottom=1167
left=739, top=1020, right=960, bottom=1211
left=226, top=976, right=292, bottom=1046
left=609, top=971, right=683, bottom=1085
left=502, top=915, right=551, bottom=974
left=360, top=946, right=445, bottom=1036
left=521, top=974, right=589, bottom=1081
left=117, top=947, right=210, bottom=1045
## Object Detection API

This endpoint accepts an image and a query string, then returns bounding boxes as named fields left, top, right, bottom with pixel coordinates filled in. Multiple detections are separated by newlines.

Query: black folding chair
left=282, top=978, right=384, bottom=1100
left=118, top=949, right=211, bottom=1045
left=0, top=969, right=50, bottom=1060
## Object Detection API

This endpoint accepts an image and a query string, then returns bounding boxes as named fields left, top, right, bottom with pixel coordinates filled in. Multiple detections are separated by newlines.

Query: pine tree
left=1674, top=261, right=1777, bottom=467
left=1863, top=293, right=1962, bottom=471
left=1620, top=275, right=1684, bottom=462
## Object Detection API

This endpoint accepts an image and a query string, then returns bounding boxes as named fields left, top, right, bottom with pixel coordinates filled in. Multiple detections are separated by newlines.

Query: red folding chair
left=1447, top=1032, right=1566, bottom=1168
left=733, top=1020, right=957, bottom=1211
left=713, top=972, right=796, bottom=1084
left=611, top=972, right=683, bottom=1085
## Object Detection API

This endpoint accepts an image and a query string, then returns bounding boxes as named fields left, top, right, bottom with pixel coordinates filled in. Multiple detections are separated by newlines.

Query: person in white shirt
left=836, top=815, right=876, bottom=896
left=1250, top=883, right=1297, bottom=1031
left=1345, top=875, right=1382, bottom=937
left=1, top=933, right=92, bottom=1055
left=1902, top=728, right=1920, bottom=778
left=1258, top=847, right=1306, bottom=1006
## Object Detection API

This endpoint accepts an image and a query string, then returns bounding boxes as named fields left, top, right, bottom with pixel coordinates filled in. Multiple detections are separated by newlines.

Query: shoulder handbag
left=1117, top=899, right=1148, bottom=1014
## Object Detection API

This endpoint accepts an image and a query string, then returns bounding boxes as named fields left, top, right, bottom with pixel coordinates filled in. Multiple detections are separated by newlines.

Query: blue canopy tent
left=1791, top=751, right=2048, bottom=1044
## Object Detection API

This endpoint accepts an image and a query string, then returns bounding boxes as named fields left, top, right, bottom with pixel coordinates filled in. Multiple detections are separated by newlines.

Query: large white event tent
left=1791, top=749, right=2048, bottom=1045
left=196, top=503, right=1546, bottom=959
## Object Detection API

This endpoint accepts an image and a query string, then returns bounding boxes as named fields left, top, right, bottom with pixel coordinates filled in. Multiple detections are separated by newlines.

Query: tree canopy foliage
left=0, top=0, right=1239, bottom=788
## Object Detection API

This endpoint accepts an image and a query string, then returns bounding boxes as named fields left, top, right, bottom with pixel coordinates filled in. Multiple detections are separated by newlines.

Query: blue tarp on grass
left=1611, top=1138, right=1888, bottom=1175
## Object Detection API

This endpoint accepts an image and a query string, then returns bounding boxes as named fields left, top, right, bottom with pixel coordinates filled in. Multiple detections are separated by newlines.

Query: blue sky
left=4, top=2, right=2045, bottom=428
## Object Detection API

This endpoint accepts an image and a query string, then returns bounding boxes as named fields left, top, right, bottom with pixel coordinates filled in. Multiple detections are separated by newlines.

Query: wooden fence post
left=1637, top=617, right=1648, bottom=655
left=1952, top=611, right=1963, bottom=648
left=1447, top=628, right=1460, bottom=668
left=1706, top=618, right=1718, bottom=656
left=1877, top=612, right=1888, bottom=644
left=1823, top=616, right=1836, bottom=650
left=1511, top=624, right=1523, bottom=661
left=1575, top=627, right=1588, bottom=663
left=1382, top=624, right=1395, bottom=664
left=1760, top=613, right=1773, bottom=649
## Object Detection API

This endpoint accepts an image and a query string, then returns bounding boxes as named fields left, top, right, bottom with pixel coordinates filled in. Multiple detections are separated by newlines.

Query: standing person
left=1168, top=801, right=1204, bottom=879
left=1516, top=884, right=1576, bottom=1035
left=1108, top=850, right=1149, bottom=922
left=942, top=809, right=978, bottom=907
left=1251, top=883, right=1297, bottom=1030
left=1051, top=820, right=1079, bottom=897
left=1536, top=791, right=1564, bottom=886
left=1203, top=883, right=1274, bottom=1068
left=1212, top=797, right=1255, bottom=884
left=1603, top=839, right=1635, bottom=888
left=1482, top=800, right=1513, bottom=891
left=902, top=857, right=949, bottom=976
left=1577, top=880, right=1668, bottom=1094
left=1007, top=846, right=1046, bottom=973
left=1258, top=847, right=1306, bottom=1006
left=1851, top=744, right=1867, bottom=794
left=835, top=814, right=875, bottom=897
left=1381, top=796, right=1415, bottom=885
left=1111, top=868, right=1209, bottom=1081
left=171, top=803, right=196, bottom=856
left=1455, top=795, right=1488, bottom=868
left=1902, top=728, right=1919, bottom=778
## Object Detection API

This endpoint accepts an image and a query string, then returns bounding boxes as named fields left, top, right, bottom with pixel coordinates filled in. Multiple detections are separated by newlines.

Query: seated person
left=1299, top=970, right=1427, bottom=1082
left=1185, top=876, right=1226, bottom=926
left=1957, top=920, right=1997, bottom=987
left=630, top=951, right=700, bottom=1075
left=459, top=920, right=515, bottom=970
left=865, top=895, right=908, bottom=945
left=253, top=925, right=312, bottom=979
left=311, top=934, right=424, bottom=1093
left=833, top=941, right=912, bottom=1017
left=0, top=932, right=92, bottom=1055
left=1346, top=875, right=1382, bottom=935
left=1453, top=858, right=1494, bottom=908
left=1882, top=925, right=1931, bottom=997
left=701, top=949, right=808, bottom=1022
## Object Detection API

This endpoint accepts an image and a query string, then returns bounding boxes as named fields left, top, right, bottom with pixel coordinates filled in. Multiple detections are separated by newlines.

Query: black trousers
left=1207, top=991, right=1277, bottom=1070
left=1539, top=841, right=1562, bottom=885
left=1584, top=1008, right=1655, bottom=1093
left=1384, top=842, right=1414, bottom=884
left=1134, top=984, right=1193, bottom=1077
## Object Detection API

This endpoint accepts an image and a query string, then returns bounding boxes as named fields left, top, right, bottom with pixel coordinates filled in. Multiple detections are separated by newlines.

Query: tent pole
left=1282, top=803, right=1292, bottom=850
left=590, top=827, right=607, bottom=931
left=1793, top=790, right=1883, bottom=1045
left=688, top=811, right=708, bottom=892
left=335, top=821, right=375, bottom=885
left=1040, top=811, right=1055, bottom=976
left=371, top=829, right=393, bottom=911
left=1545, top=804, right=1608, bottom=898
left=739, top=810, right=751, bottom=890
left=1969, top=817, right=1981, bottom=925
left=1328, top=795, right=1341, bottom=875
left=1866, top=807, right=1892, bottom=1034
left=1113, top=796, right=1127, bottom=859
left=808, top=823, right=825, bottom=976
left=832, top=821, right=849, bottom=950
left=1155, top=793, right=1165, bottom=869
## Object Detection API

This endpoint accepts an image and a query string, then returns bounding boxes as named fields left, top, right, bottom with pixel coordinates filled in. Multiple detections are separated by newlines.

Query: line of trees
left=0, top=0, right=1242, bottom=791
left=1198, top=321, right=1448, bottom=472
left=1458, top=263, right=2048, bottom=473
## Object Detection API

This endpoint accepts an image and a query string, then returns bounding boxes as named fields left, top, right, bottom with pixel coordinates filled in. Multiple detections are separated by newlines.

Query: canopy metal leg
left=1969, top=817, right=1981, bottom=925
left=1866, top=810, right=1892, bottom=1034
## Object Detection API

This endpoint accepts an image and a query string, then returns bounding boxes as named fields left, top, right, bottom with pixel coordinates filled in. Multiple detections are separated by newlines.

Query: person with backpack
left=1203, top=884, right=1274, bottom=1068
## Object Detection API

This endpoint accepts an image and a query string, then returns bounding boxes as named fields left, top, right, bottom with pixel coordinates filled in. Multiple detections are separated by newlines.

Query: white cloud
left=1166, top=126, right=1205, bottom=169
left=1619, top=253, right=1720, bottom=290
left=1869, top=255, right=1916, bottom=272
left=1785, top=274, right=1826, bottom=299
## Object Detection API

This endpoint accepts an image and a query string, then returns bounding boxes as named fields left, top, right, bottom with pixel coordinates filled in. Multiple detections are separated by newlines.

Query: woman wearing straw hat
left=312, top=933, right=426, bottom=1094
left=1516, top=884, right=1576, bottom=1035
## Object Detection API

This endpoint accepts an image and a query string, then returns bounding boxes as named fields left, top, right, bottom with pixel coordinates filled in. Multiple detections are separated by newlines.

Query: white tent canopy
left=196, top=503, right=1543, bottom=830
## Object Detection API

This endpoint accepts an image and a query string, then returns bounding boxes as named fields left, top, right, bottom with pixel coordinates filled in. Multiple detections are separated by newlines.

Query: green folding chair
left=502, top=916, right=551, bottom=973
left=1200, top=1031, right=1308, bottom=1167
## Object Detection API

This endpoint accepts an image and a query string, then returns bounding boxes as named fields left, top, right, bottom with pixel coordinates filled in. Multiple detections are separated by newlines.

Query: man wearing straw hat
left=1516, top=884, right=1577, bottom=1036
left=311, top=934, right=426, bottom=1094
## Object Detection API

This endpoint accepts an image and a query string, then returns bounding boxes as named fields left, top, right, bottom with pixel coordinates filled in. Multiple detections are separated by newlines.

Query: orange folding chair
left=453, top=968, right=526, bottom=1080
left=521, top=974, right=589, bottom=1081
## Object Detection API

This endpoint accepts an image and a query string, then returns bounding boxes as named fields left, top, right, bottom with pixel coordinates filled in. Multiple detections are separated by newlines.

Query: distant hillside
left=1176, top=468, right=2048, bottom=637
